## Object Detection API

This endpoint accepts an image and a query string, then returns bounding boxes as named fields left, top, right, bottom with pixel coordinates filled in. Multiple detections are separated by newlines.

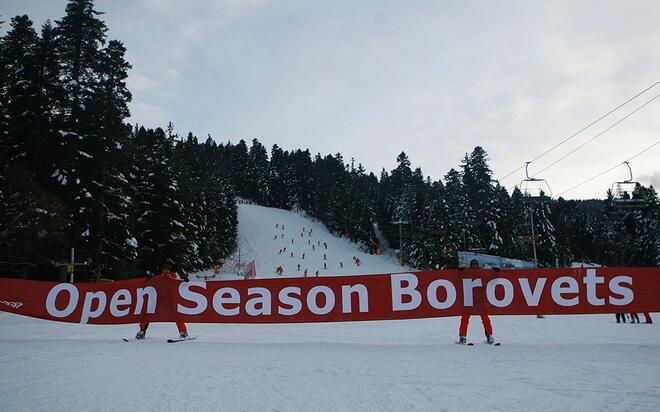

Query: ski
left=456, top=341, right=474, bottom=346
left=485, top=341, right=502, bottom=346
left=167, top=336, right=197, bottom=343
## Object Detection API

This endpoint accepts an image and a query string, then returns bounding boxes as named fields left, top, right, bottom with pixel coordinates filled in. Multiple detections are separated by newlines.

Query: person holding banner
left=458, top=259, right=496, bottom=345
left=135, top=263, right=189, bottom=340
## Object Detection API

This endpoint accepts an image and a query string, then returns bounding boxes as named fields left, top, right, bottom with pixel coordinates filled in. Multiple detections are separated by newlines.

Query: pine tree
left=230, top=139, right=249, bottom=197
left=0, top=15, right=43, bottom=165
left=269, top=144, right=294, bottom=209
left=443, top=168, right=471, bottom=251
left=461, top=147, right=502, bottom=254
left=132, top=128, right=196, bottom=273
left=245, top=138, right=269, bottom=204
left=533, top=203, right=559, bottom=267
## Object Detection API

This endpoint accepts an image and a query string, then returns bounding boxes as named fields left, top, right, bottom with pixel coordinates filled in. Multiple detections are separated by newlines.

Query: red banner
left=0, top=267, right=658, bottom=324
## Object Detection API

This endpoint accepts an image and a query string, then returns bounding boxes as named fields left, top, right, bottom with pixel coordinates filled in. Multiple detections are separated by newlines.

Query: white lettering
left=462, top=278, right=482, bottom=307
left=551, top=276, right=579, bottom=306
left=584, top=269, right=605, bottom=306
left=518, top=278, right=547, bottom=306
left=391, top=273, right=421, bottom=311
left=134, top=286, right=157, bottom=315
left=213, top=287, right=240, bottom=316
left=178, top=281, right=208, bottom=315
left=307, top=286, right=335, bottom=315
left=46, top=284, right=79, bottom=318
left=80, top=291, right=107, bottom=324
left=109, top=289, right=132, bottom=317
left=278, top=287, right=302, bottom=315
left=486, top=278, right=514, bottom=307
left=341, top=284, right=369, bottom=313
left=246, top=287, right=271, bottom=316
left=609, top=276, right=634, bottom=306
left=427, top=279, right=456, bottom=309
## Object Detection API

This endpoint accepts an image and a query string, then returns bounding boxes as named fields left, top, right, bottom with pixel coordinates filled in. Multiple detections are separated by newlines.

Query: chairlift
left=611, top=161, right=644, bottom=208
left=520, top=162, right=552, bottom=204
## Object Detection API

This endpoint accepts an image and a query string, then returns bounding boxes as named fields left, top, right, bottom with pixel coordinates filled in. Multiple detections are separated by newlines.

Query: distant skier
left=323, top=253, right=326, bottom=260
left=297, top=263, right=301, bottom=271
left=312, top=245, right=315, bottom=250
left=290, top=252, right=294, bottom=258
left=291, top=238, right=294, bottom=244
left=340, top=262, right=343, bottom=268
left=323, top=262, right=327, bottom=270
left=315, top=270, right=320, bottom=277
left=279, top=248, right=282, bottom=254
left=135, top=263, right=189, bottom=340
left=276, top=223, right=279, bottom=228
left=274, top=235, right=277, bottom=240
left=304, top=269, right=308, bottom=277
left=283, top=247, right=286, bottom=252
left=323, top=242, right=327, bottom=250
left=275, top=266, right=284, bottom=276
left=308, top=239, right=311, bottom=245
left=302, top=253, right=305, bottom=259
left=458, top=259, right=496, bottom=344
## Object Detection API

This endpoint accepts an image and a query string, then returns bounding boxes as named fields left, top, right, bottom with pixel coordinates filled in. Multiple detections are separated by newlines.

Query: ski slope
left=196, top=202, right=409, bottom=280
left=1, top=203, right=659, bottom=411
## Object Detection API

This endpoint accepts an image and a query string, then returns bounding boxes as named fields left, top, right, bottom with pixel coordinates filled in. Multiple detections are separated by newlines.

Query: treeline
left=0, top=2, right=236, bottom=279
left=223, top=142, right=659, bottom=269
left=1, top=1, right=659, bottom=282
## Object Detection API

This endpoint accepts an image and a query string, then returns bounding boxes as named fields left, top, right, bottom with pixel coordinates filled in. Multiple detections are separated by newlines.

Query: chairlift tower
left=519, top=162, right=553, bottom=267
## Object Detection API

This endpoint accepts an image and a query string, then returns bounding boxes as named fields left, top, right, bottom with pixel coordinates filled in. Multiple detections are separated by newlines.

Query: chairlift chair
left=520, top=162, right=552, bottom=204
left=611, top=161, right=645, bottom=208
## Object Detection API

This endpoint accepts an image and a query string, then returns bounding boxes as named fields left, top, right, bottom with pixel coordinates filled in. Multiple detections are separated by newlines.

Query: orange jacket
left=151, top=271, right=181, bottom=280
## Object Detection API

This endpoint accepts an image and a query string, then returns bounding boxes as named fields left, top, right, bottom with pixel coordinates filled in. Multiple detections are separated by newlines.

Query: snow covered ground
left=1, top=204, right=659, bottom=411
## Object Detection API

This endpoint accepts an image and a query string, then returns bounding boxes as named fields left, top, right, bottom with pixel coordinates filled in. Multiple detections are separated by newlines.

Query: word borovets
left=41, top=269, right=634, bottom=324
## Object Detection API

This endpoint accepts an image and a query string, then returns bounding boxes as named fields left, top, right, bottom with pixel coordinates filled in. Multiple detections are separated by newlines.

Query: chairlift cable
left=556, top=140, right=660, bottom=196
left=535, top=92, right=660, bottom=175
left=498, top=79, right=660, bottom=181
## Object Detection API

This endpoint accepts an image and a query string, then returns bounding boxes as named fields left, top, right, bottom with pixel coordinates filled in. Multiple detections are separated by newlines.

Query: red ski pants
left=139, top=322, right=187, bottom=334
left=459, top=314, right=492, bottom=337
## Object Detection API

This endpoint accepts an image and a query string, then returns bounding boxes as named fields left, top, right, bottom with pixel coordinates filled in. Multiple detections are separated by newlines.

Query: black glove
left=181, top=274, right=190, bottom=282
left=458, top=267, right=465, bottom=271
left=146, top=273, right=154, bottom=280
left=493, top=267, right=501, bottom=273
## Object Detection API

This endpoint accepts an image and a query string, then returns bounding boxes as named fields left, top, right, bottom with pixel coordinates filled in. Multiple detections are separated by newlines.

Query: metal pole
left=399, top=222, right=403, bottom=266
left=70, top=247, right=75, bottom=283
left=530, top=209, right=538, bottom=267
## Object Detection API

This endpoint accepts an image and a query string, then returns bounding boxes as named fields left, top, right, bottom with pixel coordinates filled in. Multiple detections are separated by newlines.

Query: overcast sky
left=3, top=0, right=660, bottom=199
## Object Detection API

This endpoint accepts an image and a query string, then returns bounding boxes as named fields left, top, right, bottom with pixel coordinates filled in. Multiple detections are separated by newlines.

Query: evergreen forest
left=1, top=1, right=658, bottom=280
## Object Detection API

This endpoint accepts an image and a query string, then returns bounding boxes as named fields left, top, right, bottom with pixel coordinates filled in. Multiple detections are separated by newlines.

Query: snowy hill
left=195, top=203, right=409, bottom=280
left=1, top=203, right=659, bottom=411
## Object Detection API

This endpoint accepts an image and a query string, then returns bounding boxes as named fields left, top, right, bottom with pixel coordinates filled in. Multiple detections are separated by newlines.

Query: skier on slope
left=458, top=259, right=497, bottom=345
left=135, top=263, right=189, bottom=340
